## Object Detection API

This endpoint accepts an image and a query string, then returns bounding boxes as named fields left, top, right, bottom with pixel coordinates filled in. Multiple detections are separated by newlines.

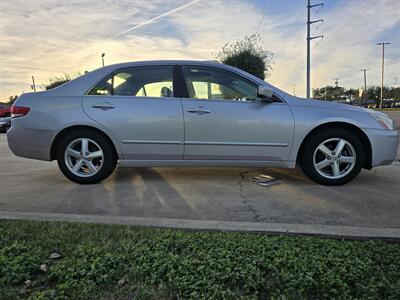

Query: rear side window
left=88, top=66, right=174, bottom=98
left=88, top=76, right=112, bottom=95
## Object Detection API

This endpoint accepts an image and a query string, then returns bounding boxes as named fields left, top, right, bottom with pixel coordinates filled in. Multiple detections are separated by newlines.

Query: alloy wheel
left=64, top=138, right=104, bottom=177
left=313, top=138, right=356, bottom=180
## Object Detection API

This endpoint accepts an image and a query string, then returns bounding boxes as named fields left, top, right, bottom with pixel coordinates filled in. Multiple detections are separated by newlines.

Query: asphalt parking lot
left=1, top=118, right=399, bottom=234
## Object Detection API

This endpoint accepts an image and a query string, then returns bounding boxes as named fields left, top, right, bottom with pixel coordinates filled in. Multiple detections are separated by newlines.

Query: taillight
left=11, top=106, right=30, bottom=118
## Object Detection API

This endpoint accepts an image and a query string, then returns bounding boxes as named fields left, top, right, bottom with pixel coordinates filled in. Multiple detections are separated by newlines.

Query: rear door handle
left=92, top=102, right=115, bottom=110
left=187, top=108, right=211, bottom=114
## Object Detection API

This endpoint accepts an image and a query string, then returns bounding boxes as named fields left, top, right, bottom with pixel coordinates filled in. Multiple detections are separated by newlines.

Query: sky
left=0, top=0, right=399, bottom=101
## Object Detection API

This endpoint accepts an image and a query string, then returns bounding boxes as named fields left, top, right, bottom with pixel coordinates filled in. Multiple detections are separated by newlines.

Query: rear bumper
left=365, top=128, right=398, bottom=167
left=7, top=120, right=55, bottom=161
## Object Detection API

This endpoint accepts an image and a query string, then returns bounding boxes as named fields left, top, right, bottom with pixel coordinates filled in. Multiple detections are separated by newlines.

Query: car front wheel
left=57, top=130, right=117, bottom=184
left=300, top=128, right=365, bottom=185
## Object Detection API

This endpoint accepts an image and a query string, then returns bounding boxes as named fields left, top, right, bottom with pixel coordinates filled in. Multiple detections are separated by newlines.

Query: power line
left=324, top=1, right=380, bottom=39
left=255, top=0, right=272, bottom=35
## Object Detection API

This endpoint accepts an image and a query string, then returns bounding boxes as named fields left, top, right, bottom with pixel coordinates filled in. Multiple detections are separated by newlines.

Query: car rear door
left=82, top=65, right=184, bottom=160
left=180, top=65, right=294, bottom=162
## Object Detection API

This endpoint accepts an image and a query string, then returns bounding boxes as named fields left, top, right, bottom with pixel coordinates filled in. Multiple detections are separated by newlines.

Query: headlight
left=369, top=113, right=394, bottom=130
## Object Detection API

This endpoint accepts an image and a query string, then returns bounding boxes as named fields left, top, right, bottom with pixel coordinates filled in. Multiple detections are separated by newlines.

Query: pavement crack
left=238, top=169, right=261, bottom=222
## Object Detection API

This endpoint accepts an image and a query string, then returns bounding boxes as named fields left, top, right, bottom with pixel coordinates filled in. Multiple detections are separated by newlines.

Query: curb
left=1, top=211, right=400, bottom=241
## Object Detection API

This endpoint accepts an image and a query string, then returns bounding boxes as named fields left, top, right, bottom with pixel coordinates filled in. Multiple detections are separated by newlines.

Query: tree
left=313, top=85, right=349, bottom=101
left=216, top=34, right=273, bottom=80
left=313, top=84, right=399, bottom=104
left=45, top=74, right=73, bottom=90
left=8, top=95, right=18, bottom=105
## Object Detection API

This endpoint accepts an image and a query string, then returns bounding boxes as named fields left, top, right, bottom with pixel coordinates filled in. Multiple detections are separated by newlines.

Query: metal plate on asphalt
left=250, top=174, right=282, bottom=187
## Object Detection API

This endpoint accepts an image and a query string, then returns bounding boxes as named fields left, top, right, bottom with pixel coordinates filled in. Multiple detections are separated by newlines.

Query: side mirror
left=257, top=86, right=274, bottom=101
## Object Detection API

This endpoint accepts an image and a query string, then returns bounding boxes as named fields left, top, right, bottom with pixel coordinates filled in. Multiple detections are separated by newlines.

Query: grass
left=1, top=220, right=399, bottom=300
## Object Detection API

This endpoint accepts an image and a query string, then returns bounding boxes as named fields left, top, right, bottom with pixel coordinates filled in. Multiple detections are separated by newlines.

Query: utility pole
left=360, top=68, right=369, bottom=106
left=307, top=0, right=323, bottom=98
left=332, top=78, right=339, bottom=100
left=376, top=42, right=390, bottom=109
left=333, top=78, right=339, bottom=88
left=31, top=76, right=36, bottom=92
left=101, top=53, right=105, bottom=67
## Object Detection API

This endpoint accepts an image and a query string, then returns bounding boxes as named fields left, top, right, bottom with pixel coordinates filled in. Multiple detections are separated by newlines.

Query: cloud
left=0, top=0, right=399, bottom=100
left=113, top=0, right=200, bottom=38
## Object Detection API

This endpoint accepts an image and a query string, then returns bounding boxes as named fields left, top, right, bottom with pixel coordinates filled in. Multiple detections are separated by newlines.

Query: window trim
left=178, top=65, right=284, bottom=103
left=85, top=65, right=177, bottom=98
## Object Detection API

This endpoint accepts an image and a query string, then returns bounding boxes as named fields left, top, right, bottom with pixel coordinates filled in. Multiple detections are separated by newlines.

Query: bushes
left=1, top=220, right=399, bottom=299
left=216, top=34, right=273, bottom=80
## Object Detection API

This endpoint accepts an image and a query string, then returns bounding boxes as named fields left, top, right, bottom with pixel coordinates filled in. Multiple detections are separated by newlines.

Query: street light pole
left=101, top=53, right=105, bottom=67
left=31, top=76, right=36, bottom=92
left=360, top=68, right=368, bottom=106
left=376, top=42, right=390, bottom=109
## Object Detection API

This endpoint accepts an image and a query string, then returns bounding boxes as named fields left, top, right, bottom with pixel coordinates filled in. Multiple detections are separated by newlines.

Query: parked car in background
left=7, top=60, right=398, bottom=185
left=0, top=116, right=11, bottom=133
left=351, top=99, right=377, bottom=108
left=382, top=99, right=400, bottom=108
left=0, top=104, right=11, bottom=118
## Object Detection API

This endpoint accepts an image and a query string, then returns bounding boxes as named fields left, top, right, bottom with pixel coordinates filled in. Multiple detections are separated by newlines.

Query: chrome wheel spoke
left=316, top=159, right=330, bottom=170
left=317, top=144, right=331, bottom=157
left=334, top=139, right=346, bottom=155
left=340, top=155, right=355, bottom=164
left=81, top=139, right=89, bottom=154
left=332, top=163, right=340, bottom=177
left=85, top=161, right=97, bottom=173
left=67, top=148, right=80, bottom=159
left=87, top=150, right=103, bottom=159
left=72, top=160, right=83, bottom=172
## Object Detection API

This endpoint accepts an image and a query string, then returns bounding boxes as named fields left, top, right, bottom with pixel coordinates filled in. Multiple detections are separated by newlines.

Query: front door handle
left=187, top=107, right=211, bottom=114
left=92, top=102, right=115, bottom=110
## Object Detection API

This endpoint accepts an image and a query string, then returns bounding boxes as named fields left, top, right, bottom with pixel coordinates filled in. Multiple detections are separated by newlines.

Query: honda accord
left=7, top=60, right=398, bottom=185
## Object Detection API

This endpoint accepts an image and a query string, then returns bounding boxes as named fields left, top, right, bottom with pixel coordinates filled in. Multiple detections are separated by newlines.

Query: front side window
left=88, top=66, right=174, bottom=98
left=182, top=66, right=258, bottom=101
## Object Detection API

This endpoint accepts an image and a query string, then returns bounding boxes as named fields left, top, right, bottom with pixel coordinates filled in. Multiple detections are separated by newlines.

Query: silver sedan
left=7, top=60, right=398, bottom=185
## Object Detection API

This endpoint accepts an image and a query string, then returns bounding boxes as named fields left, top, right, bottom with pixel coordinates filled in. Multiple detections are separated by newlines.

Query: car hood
left=285, top=96, right=379, bottom=114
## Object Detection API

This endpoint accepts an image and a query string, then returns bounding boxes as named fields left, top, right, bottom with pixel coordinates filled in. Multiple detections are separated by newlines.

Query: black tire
left=299, top=128, right=365, bottom=185
left=56, top=129, right=117, bottom=184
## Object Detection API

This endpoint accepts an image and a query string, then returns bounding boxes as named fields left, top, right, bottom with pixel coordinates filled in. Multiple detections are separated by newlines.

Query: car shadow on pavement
left=111, top=167, right=203, bottom=218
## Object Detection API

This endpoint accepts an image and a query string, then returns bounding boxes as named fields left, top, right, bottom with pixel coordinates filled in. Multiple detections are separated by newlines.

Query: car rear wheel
left=57, top=130, right=117, bottom=184
left=300, top=128, right=365, bottom=185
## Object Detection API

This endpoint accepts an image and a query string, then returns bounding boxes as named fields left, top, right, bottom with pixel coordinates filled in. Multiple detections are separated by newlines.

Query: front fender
left=288, top=105, right=379, bottom=163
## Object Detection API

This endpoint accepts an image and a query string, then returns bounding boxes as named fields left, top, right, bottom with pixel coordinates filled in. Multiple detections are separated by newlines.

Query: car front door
left=82, top=65, right=184, bottom=160
left=180, top=65, right=294, bottom=162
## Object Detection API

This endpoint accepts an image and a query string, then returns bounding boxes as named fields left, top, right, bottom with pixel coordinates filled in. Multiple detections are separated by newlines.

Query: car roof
left=99, top=60, right=222, bottom=69
left=31, top=60, right=279, bottom=98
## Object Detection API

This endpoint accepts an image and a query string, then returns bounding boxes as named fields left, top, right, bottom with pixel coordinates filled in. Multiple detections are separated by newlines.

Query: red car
left=0, top=104, right=11, bottom=117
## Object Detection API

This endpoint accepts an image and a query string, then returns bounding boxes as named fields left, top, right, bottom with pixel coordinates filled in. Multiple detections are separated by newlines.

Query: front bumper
left=365, top=128, right=398, bottom=167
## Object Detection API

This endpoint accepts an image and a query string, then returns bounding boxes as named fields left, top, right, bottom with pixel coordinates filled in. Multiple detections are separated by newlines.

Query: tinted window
left=88, top=66, right=173, bottom=97
left=88, top=76, right=112, bottom=95
left=182, top=66, right=258, bottom=101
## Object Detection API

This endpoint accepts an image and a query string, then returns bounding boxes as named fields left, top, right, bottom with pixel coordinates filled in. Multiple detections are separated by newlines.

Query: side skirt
left=118, top=159, right=296, bottom=168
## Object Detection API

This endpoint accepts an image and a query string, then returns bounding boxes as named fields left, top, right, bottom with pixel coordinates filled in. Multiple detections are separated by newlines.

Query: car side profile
left=7, top=60, right=398, bottom=185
